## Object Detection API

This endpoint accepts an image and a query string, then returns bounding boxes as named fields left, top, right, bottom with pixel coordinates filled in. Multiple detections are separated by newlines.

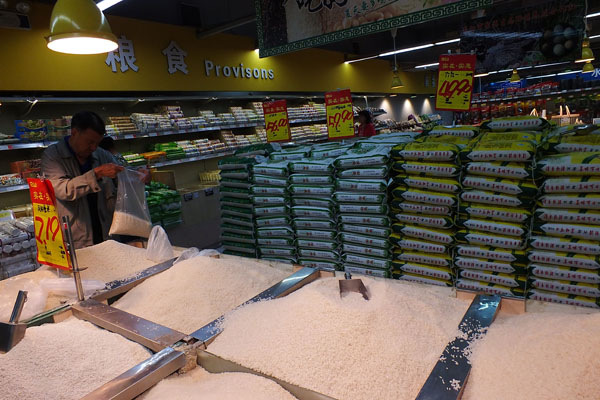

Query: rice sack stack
left=289, top=154, right=339, bottom=271
left=219, top=155, right=258, bottom=258
left=253, top=157, right=295, bottom=264
left=456, top=121, right=543, bottom=297
left=389, top=139, right=461, bottom=287
left=530, top=151, right=600, bottom=309
left=334, top=145, right=392, bottom=278
left=428, top=125, right=479, bottom=139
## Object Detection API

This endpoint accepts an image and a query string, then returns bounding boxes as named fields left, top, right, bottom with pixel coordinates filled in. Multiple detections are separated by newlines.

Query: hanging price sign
left=263, top=100, right=291, bottom=142
left=435, top=54, right=477, bottom=112
left=325, top=89, right=354, bottom=140
left=27, top=178, right=71, bottom=270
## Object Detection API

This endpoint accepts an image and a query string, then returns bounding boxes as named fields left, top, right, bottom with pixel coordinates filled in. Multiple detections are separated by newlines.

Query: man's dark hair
left=98, top=136, right=116, bottom=152
left=71, top=111, right=106, bottom=135
left=358, top=110, right=372, bottom=124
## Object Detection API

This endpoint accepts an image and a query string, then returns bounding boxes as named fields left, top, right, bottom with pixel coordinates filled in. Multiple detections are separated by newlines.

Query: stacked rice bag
left=252, top=159, right=295, bottom=264
left=389, top=139, right=461, bottom=287
left=529, top=150, right=600, bottom=308
left=427, top=125, right=479, bottom=138
left=289, top=155, right=339, bottom=271
left=455, top=121, right=542, bottom=297
left=218, top=156, right=258, bottom=258
left=334, top=146, right=392, bottom=278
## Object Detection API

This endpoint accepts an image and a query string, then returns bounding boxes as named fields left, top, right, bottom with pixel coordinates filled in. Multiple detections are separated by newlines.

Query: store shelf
left=0, top=184, right=28, bottom=193
left=150, top=151, right=234, bottom=168
left=0, top=142, right=53, bottom=151
left=471, top=87, right=600, bottom=105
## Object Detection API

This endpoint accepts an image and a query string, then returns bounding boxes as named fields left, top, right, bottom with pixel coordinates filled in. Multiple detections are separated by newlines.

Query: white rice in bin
left=77, top=240, right=157, bottom=283
left=209, top=276, right=469, bottom=400
left=141, top=366, right=296, bottom=400
left=0, top=318, right=150, bottom=400
left=463, top=311, right=600, bottom=400
left=113, top=255, right=290, bottom=334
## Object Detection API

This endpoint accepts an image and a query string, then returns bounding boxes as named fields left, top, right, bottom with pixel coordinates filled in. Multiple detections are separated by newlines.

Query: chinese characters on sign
left=106, top=35, right=139, bottom=73
left=162, top=41, right=188, bottom=75
left=325, top=89, right=354, bottom=139
left=435, top=54, right=477, bottom=112
left=27, top=178, right=71, bottom=271
left=263, top=100, right=291, bottom=142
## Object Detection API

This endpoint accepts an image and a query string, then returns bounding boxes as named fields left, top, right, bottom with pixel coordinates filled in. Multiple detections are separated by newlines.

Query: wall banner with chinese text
left=27, top=178, right=71, bottom=271
left=325, top=89, right=354, bottom=140
left=435, top=54, right=476, bottom=112
left=263, top=100, right=291, bottom=142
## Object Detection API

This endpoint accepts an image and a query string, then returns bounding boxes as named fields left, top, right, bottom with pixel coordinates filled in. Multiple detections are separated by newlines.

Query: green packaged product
left=255, top=216, right=291, bottom=227
left=291, top=206, right=333, bottom=219
left=298, top=259, right=340, bottom=270
left=337, top=214, right=390, bottom=226
left=250, top=186, right=288, bottom=196
left=218, top=156, right=257, bottom=170
left=295, top=229, right=337, bottom=240
left=269, top=151, right=309, bottom=161
left=391, top=224, right=454, bottom=245
left=459, top=219, right=527, bottom=239
left=289, top=158, right=334, bottom=174
left=337, top=167, right=388, bottom=179
left=220, top=197, right=253, bottom=209
left=335, top=179, right=387, bottom=192
left=288, top=185, right=335, bottom=197
left=221, top=223, right=255, bottom=236
left=220, top=169, right=249, bottom=179
left=254, top=205, right=288, bottom=217
left=292, top=197, right=335, bottom=209
left=219, top=187, right=251, bottom=199
left=339, top=224, right=390, bottom=238
left=223, top=249, right=255, bottom=258
left=288, top=174, right=334, bottom=184
left=252, top=160, right=289, bottom=177
left=338, top=232, right=389, bottom=248
left=259, top=247, right=296, bottom=257
left=252, top=175, right=288, bottom=187
left=220, top=178, right=252, bottom=189
left=341, top=243, right=389, bottom=258
left=257, top=237, right=295, bottom=247
left=221, top=205, right=253, bottom=218
left=293, top=218, right=336, bottom=230
left=393, top=250, right=451, bottom=267
left=296, top=239, right=338, bottom=251
left=336, top=204, right=388, bottom=214
left=334, top=146, right=389, bottom=169
left=297, top=248, right=339, bottom=260
left=392, top=262, right=454, bottom=281
left=393, top=175, right=460, bottom=194
left=251, top=196, right=285, bottom=206
left=234, top=143, right=275, bottom=157
left=220, top=232, right=255, bottom=244
left=393, top=161, right=459, bottom=177
left=221, top=215, right=253, bottom=227
left=310, top=147, right=350, bottom=159
left=333, top=192, right=387, bottom=203
left=222, top=241, right=256, bottom=254
left=345, top=265, right=390, bottom=278
left=391, top=142, right=460, bottom=161
left=256, top=226, right=293, bottom=238
left=342, top=253, right=391, bottom=270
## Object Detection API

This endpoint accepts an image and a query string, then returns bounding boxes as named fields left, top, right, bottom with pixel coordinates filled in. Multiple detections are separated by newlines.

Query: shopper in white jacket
left=41, top=111, right=123, bottom=248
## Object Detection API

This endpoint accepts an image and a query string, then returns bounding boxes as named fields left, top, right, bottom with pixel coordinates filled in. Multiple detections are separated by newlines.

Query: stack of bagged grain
left=288, top=155, right=339, bottom=271
left=252, top=159, right=295, bottom=264
left=334, top=146, right=393, bottom=277
left=389, top=139, right=461, bottom=287
left=219, top=156, right=258, bottom=258
left=455, top=122, right=542, bottom=298
left=529, top=150, right=600, bottom=308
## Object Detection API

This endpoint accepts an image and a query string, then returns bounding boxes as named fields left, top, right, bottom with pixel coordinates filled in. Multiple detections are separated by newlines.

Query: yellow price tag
left=435, top=54, right=477, bottom=112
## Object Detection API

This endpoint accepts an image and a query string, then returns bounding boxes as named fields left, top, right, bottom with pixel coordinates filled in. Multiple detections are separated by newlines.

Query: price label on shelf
left=435, top=54, right=477, bottom=112
left=325, top=89, right=354, bottom=140
left=27, top=178, right=71, bottom=271
left=263, top=100, right=291, bottom=142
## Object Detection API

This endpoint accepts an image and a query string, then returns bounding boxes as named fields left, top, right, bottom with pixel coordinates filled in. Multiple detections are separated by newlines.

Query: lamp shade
left=391, top=71, right=404, bottom=89
left=582, top=61, right=595, bottom=73
left=509, top=69, right=520, bottom=82
left=47, top=0, right=118, bottom=54
left=576, top=37, right=595, bottom=63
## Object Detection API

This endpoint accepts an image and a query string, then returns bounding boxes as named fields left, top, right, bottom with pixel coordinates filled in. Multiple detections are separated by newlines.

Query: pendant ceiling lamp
left=390, top=29, right=404, bottom=89
left=47, top=0, right=118, bottom=55
left=509, top=69, right=521, bottom=82
left=576, top=36, right=595, bottom=63
left=582, top=60, right=595, bottom=73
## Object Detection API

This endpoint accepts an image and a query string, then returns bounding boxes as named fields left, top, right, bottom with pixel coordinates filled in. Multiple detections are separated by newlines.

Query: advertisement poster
left=325, top=89, right=355, bottom=139
left=263, top=100, right=291, bottom=142
left=435, top=54, right=477, bottom=111
left=256, top=0, right=492, bottom=57
left=460, top=0, right=585, bottom=72
left=27, top=178, right=71, bottom=271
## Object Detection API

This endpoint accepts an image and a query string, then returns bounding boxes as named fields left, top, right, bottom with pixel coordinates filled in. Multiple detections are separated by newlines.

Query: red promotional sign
left=435, top=54, right=477, bottom=112
left=263, top=100, right=291, bottom=142
left=325, top=89, right=354, bottom=140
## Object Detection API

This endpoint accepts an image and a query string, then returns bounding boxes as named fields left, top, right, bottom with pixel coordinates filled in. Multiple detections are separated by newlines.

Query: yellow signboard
left=27, top=178, right=71, bottom=271
left=435, top=54, right=477, bottom=112
left=325, top=89, right=355, bottom=140
left=263, top=100, right=291, bottom=142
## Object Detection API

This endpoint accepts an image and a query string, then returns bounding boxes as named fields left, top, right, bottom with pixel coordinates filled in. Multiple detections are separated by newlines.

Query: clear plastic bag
left=146, top=226, right=174, bottom=263
left=0, top=278, right=48, bottom=323
left=39, top=278, right=105, bottom=297
left=173, top=247, right=200, bottom=265
left=109, top=169, right=152, bottom=238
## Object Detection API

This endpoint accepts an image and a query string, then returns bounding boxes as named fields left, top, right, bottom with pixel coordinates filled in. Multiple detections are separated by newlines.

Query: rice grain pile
left=77, top=240, right=157, bottom=283
left=113, top=255, right=289, bottom=333
left=0, top=318, right=150, bottom=400
left=109, top=211, right=152, bottom=238
left=463, top=311, right=600, bottom=400
left=141, top=367, right=296, bottom=400
left=209, top=276, right=469, bottom=400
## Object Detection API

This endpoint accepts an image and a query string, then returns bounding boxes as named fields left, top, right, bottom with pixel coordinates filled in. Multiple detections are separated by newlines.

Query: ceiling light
left=498, top=69, right=513, bottom=73
left=533, top=61, right=570, bottom=68
left=254, top=48, right=259, bottom=54
left=557, top=70, right=576, bottom=76
left=96, top=0, right=123, bottom=11
left=474, top=72, right=489, bottom=77
left=526, top=73, right=557, bottom=79
left=380, top=43, right=433, bottom=57
left=391, top=71, right=404, bottom=89
left=415, top=62, right=439, bottom=69
left=509, top=69, right=521, bottom=82
left=434, top=38, right=460, bottom=45
left=586, top=11, right=600, bottom=18
left=582, top=61, right=595, bottom=73
left=590, top=34, right=600, bottom=40
left=390, top=94, right=397, bottom=97
left=576, top=36, right=595, bottom=63
left=410, top=95, right=417, bottom=98
left=47, top=0, right=118, bottom=54
left=345, top=55, right=378, bottom=64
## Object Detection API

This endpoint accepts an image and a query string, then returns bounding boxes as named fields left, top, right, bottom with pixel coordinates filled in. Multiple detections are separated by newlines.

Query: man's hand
left=94, top=163, right=124, bottom=179
left=137, top=167, right=152, bottom=184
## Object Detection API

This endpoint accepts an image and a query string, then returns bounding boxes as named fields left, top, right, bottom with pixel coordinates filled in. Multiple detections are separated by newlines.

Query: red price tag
left=263, top=100, right=291, bottom=142
left=325, top=89, right=354, bottom=139
left=27, top=178, right=71, bottom=270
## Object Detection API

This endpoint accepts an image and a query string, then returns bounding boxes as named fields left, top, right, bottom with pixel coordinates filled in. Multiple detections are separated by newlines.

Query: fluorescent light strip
left=97, top=0, right=124, bottom=11
left=435, top=38, right=460, bottom=45
left=591, top=34, right=600, bottom=40
left=534, top=61, right=570, bottom=68
left=345, top=55, right=378, bottom=64
left=474, top=73, right=489, bottom=77
left=379, top=43, right=434, bottom=57
left=415, top=62, right=439, bottom=69
left=557, top=70, right=576, bottom=76
left=526, top=73, right=557, bottom=79
left=586, top=11, right=600, bottom=18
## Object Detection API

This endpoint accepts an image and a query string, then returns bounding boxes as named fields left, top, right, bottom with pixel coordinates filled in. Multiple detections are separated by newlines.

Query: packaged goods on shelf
left=14, top=119, right=47, bottom=142
left=0, top=217, right=38, bottom=280
left=153, top=142, right=186, bottom=160
left=10, top=159, right=41, bottom=179
left=131, top=113, right=172, bottom=132
left=0, top=173, right=26, bottom=187
left=141, top=151, right=167, bottom=163
left=122, top=153, right=146, bottom=167
left=107, top=116, right=138, bottom=135
left=390, top=137, right=461, bottom=286
left=146, top=182, right=182, bottom=228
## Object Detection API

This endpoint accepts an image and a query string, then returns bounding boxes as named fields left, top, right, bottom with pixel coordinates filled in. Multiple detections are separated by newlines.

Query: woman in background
left=357, top=110, right=376, bottom=138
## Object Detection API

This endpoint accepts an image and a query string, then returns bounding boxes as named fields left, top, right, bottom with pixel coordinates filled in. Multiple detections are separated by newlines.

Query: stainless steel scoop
left=0, top=290, right=28, bottom=353
left=339, top=271, right=369, bottom=300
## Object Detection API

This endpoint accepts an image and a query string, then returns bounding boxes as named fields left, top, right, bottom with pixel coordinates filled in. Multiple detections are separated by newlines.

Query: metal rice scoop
left=0, top=290, right=28, bottom=353
left=339, top=272, right=369, bottom=300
